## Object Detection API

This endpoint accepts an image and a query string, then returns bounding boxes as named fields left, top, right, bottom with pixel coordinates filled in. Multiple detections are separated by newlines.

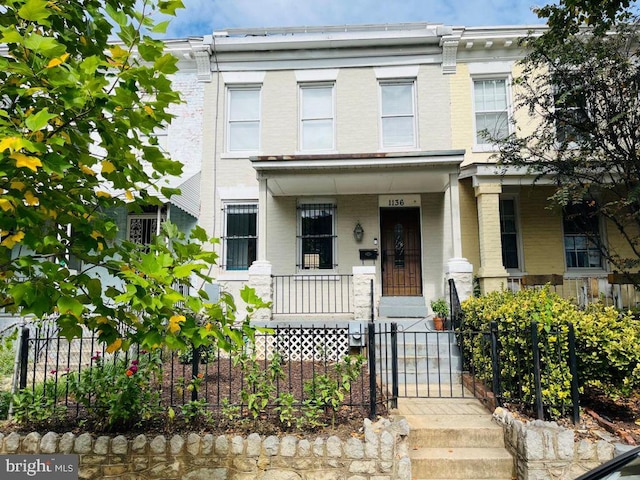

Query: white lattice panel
left=252, top=328, right=349, bottom=361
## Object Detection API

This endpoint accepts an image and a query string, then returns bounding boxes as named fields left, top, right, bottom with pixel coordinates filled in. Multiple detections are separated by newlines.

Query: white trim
left=218, top=186, right=259, bottom=200
left=467, top=61, right=514, bottom=75
left=226, top=85, right=262, bottom=153
left=471, top=76, right=512, bottom=149
left=222, top=71, right=266, bottom=84
left=374, top=65, right=419, bottom=79
left=295, top=69, right=339, bottom=82
left=298, top=82, right=336, bottom=152
left=378, top=79, right=418, bottom=150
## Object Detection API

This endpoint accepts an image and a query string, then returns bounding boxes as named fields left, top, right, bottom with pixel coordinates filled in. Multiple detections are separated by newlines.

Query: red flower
left=129, top=365, right=138, bottom=373
left=125, top=369, right=133, bottom=377
left=131, top=359, right=139, bottom=366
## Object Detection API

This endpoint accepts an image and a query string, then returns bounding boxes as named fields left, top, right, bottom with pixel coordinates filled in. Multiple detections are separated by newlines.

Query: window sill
left=220, top=152, right=260, bottom=160
left=472, top=144, right=500, bottom=153
left=218, top=271, right=250, bottom=281
left=563, top=269, right=608, bottom=278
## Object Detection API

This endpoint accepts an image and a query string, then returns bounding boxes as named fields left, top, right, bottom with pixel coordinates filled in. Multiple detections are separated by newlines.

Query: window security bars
left=297, top=203, right=336, bottom=270
left=223, top=204, right=257, bottom=270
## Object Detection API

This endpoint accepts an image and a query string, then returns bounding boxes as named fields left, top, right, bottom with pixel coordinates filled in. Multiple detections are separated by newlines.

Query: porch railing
left=506, top=274, right=640, bottom=311
left=272, top=274, right=353, bottom=315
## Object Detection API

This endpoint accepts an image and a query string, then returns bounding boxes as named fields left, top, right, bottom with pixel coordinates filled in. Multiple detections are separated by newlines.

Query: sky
left=163, top=0, right=547, bottom=38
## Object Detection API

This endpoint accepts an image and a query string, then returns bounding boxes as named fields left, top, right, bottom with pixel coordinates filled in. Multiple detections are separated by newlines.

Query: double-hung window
left=499, top=198, right=520, bottom=270
left=227, top=87, right=261, bottom=152
left=474, top=78, right=510, bottom=145
left=380, top=81, right=416, bottom=148
left=300, top=84, right=334, bottom=151
left=563, top=204, right=602, bottom=269
left=554, top=89, right=589, bottom=144
left=223, top=203, right=257, bottom=270
left=298, top=203, right=336, bottom=270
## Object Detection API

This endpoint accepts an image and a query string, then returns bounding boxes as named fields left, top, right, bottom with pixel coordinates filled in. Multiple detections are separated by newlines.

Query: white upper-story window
left=473, top=78, right=511, bottom=146
left=380, top=80, right=416, bottom=149
left=227, top=86, right=261, bottom=152
left=300, top=84, right=335, bottom=151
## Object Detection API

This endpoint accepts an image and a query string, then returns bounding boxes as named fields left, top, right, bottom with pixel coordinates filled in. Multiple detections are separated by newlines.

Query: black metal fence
left=272, top=274, right=353, bottom=315
left=14, top=322, right=385, bottom=425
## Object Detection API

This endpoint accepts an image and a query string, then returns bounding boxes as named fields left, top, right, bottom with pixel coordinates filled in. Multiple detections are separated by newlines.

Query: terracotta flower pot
left=433, top=316, right=446, bottom=331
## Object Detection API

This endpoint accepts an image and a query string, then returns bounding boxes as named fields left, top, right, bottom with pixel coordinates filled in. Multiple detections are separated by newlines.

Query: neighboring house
left=195, top=22, right=639, bottom=323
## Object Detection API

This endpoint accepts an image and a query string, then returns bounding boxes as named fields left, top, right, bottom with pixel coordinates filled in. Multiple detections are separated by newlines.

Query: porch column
left=248, top=260, right=273, bottom=322
left=475, top=183, right=508, bottom=293
left=445, top=173, right=474, bottom=301
left=257, top=176, right=268, bottom=261
left=353, top=266, right=376, bottom=322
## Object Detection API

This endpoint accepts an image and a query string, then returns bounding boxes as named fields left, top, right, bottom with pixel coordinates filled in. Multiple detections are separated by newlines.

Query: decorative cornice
left=193, top=50, right=211, bottom=82
left=441, top=39, right=459, bottom=74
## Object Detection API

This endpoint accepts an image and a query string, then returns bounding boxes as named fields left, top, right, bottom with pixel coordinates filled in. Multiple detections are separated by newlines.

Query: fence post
left=191, top=345, right=199, bottom=401
left=390, top=323, right=398, bottom=409
left=367, top=321, right=377, bottom=419
left=489, top=321, right=502, bottom=407
left=531, top=321, right=544, bottom=420
left=18, top=327, right=29, bottom=390
left=370, top=279, right=374, bottom=322
left=568, top=323, right=580, bottom=424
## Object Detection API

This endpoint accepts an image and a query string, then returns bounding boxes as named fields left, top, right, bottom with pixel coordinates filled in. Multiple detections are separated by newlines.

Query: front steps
left=398, top=397, right=515, bottom=480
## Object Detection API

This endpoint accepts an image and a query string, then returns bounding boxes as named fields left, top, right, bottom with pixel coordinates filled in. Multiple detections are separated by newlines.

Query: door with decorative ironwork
left=381, top=208, right=422, bottom=296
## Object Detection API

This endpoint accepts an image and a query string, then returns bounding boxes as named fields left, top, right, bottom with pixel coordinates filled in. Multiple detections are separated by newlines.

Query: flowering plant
left=67, top=350, right=163, bottom=430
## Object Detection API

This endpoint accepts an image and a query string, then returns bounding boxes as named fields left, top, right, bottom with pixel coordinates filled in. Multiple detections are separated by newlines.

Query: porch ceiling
left=251, top=151, right=464, bottom=196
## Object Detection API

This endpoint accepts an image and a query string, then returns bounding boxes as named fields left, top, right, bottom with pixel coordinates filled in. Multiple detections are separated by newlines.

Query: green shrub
left=462, top=287, right=581, bottom=419
left=575, top=303, right=640, bottom=396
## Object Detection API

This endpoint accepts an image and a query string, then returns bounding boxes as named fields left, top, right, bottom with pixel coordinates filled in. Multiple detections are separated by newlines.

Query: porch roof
left=250, top=150, right=464, bottom=196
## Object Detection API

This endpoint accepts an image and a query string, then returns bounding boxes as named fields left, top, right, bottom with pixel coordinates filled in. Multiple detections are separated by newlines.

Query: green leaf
left=18, top=0, right=51, bottom=23
left=25, top=108, right=58, bottom=131
left=57, top=296, right=84, bottom=318
left=24, top=34, right=62, bottom=55
left=158, top=0, right=185, bottom=16
left=151, top=20, right=171, bottom=34
left=154, top=54, right=178, bottom=74
left=0, top=26, right=23, bottom=44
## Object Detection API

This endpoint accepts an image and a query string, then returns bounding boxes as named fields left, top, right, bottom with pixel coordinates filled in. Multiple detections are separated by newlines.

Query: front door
left=381, top=208, right=422, bottom=296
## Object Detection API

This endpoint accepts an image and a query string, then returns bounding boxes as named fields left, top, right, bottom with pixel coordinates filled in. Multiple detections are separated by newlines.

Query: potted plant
left=430, top=298, right=449, bottom=331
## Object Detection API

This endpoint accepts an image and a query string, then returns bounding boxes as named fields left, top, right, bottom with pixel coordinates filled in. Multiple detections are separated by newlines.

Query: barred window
left=223, top=204, right=257, bottom=270
left=297, top=203, right=336, bottom=270
left=127, top=209, right=166, bottom=246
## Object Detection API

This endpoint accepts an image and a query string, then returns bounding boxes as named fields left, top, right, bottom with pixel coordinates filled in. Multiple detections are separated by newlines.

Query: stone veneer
left=493, top=407, right=616, bottom=480
left=0, top=417, right=411, bottom=480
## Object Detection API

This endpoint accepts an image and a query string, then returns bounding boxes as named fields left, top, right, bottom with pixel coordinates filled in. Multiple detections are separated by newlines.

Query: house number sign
left=378, top=194, right=420, bottom=208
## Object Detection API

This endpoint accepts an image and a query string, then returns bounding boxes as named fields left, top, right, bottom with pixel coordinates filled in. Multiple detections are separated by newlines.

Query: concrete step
left=409, top=447, right=514, bottom=479
left=406, top=414, right=506, bottom=448
left=378, top=296, right=428, bottom=318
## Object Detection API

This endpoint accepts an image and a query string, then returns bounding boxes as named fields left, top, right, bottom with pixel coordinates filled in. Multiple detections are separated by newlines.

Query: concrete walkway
left=394, top=396, right=515, bottom=480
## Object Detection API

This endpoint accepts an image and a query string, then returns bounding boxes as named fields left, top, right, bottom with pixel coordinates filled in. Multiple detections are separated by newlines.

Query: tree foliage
left=0, top=0, right=266, bottom=351
left=496, top=5, right=640, bottom=279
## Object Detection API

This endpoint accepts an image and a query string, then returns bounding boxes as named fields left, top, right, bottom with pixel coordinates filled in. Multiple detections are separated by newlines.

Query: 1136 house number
left=379, top=194, right=420, bottom=208
left=387, top=198, right=405, bottom=207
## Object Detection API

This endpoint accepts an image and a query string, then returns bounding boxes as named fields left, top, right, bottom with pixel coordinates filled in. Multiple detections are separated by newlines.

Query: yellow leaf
left=109, top=45, right=129, bottom=61
left=168, top=315, right=185, bottom=334
left=60, top=131, right=71, bottom=144
left=97, top=242, right=104, bottom=251
left=96, top=191, right=111, bottom=198
left=0, top=199, right=14, bottom=212
left=24, top=191, right=39, bottom=206
left=79, top=163, right=96, bottom=176
left=0, top=137, right=23, bottom=153
left=101, top=160, right=116, bottom=174
left=1, top=231, right=25, bottom=249
left=10, top=152, right=42, bottom=172
left=46, top=53, right=70, bottom=68
left=10, top=181, right=25, bottom=191
left=106, top=338, right=122, bottom=353
left=125, top=190, right=134, bottom=201
left=144, top=105, right=155, bottom=117
left=90, top=230, right=101, bottom=240
left=96, top=316, right=109, bottom=325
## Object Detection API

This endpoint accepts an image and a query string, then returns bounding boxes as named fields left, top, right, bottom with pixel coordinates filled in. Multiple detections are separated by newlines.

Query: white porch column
left=257, top=176, right=268, bottom=261
left=248, top=260, right=273, bottom=322
left=448, top=172, right=463, bottom=259
left=352, top=266, right=376, bottom=321
left=445, top=257, right=474, bottom=304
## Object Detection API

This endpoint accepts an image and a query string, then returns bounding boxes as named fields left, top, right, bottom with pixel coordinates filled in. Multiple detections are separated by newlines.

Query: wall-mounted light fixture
left=353, top=222, right=364, bottom=242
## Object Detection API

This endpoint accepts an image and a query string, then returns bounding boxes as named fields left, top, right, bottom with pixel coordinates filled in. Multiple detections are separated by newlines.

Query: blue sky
left=164, top=0, right=546, bottom=38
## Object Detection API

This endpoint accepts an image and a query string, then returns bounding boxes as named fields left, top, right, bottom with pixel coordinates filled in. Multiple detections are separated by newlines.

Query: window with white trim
left=227, top=86, right=260, bottom=152
left=297, top=203, right=336, bottom=270
left=563, top=204, right=602, bottom=269
left=474, top=78, right=510, bottom=145
left=222, top=203, right=257, bottom=270
left=499, top=198, right=520, bottom=270
left=380, top=81, right=416, bottom=148
left=300, top=84, right=334, bottom=151
left=554, top=89, right=589, bottom=144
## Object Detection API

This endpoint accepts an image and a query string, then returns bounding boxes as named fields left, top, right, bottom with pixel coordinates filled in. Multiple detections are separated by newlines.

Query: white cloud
left=164, top=0, right=544, bottom=38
